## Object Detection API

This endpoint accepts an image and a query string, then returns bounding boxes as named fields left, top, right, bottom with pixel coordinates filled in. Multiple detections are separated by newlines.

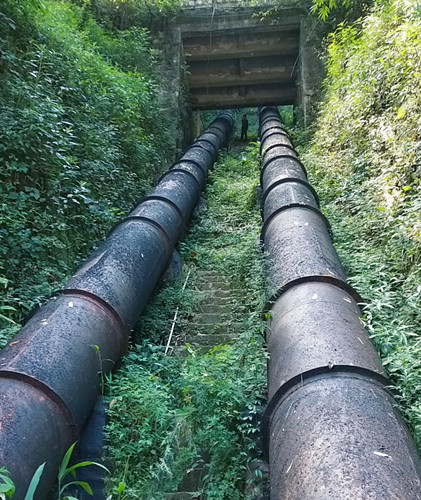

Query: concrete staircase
left=166, top=270, right=241, bottom=499
left=176, top=269, right=243, bottom=353
left=167, top=268, right=269, bottom=500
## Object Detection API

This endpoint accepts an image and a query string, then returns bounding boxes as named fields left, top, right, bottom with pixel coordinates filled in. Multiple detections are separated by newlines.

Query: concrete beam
left=183, top=30, right=299, bottom=61
left=189, top=75, right=294, bottom=88
left=188, top=55, right=297, bottom=88
left=173, top=0, right=322, bottom=117
left=188, top=59, right=295, bottom=90
left=190, top=83, right=296, bottom=109
left=178, top=8, right=304, bottom=36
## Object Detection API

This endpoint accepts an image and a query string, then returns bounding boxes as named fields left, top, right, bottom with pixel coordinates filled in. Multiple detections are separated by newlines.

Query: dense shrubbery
left=303, top=0, right=421, bottom=444
left=0, top=0, right=175, bottom=345
left=92, top=0, right=181, bottom=30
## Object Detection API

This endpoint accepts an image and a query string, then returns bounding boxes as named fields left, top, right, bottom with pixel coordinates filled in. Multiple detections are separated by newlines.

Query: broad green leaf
left=60, top=481, right=93, bottom=495
left=24, top=463, right=45, bottom=500
left=0, top=486, right=13, bottom=494
left=117, top=482, right=126, bottom=493
left=65, top=461, right=109, bottom=477
left=0, top=472, right=15, bottom=496
left=58, top=442, right=77, bottom=481
left=0, top=485, right=13, bottom=494
left=396, top=107, right=406, bottom=119
left=0, top=314, right=16, bottom=325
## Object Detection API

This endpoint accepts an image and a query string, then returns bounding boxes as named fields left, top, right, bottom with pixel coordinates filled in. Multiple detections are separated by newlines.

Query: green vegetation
left=0, top=468, right=15, bottom=500
left=55, top=442, right=109, bottom=499
left=0, top=441, right=108, bottom=499
left=92, top=0, right=182, bottom=30
left=302, top=0, right=421, bottom=445
left=105, top=145, right=267, bottom=498
left=2, top=0, right=421, bottom=495
left=0, top=464, right=44, bottom=500
left=0, top=0, right=178, bottom=347
left=310, top=0, right=372, bottom=21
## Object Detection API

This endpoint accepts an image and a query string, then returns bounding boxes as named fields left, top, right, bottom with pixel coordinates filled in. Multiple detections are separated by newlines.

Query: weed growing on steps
left=105, top=144, right=267, bottom=499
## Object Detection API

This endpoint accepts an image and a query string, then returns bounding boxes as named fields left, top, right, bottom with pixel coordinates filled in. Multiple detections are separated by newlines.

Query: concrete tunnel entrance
left=172, top=0, right=323, bottom=124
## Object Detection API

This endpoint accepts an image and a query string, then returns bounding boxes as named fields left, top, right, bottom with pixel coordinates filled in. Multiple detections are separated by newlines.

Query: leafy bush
left=0, top=0, right=175, bottom=345
left=92, top=0, right=181, bottom=30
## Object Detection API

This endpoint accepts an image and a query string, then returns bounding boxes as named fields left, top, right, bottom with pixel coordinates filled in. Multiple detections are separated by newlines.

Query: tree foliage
left=91, top=0, right=182, bottom=30
left=0, top=0, right=176, bottom=345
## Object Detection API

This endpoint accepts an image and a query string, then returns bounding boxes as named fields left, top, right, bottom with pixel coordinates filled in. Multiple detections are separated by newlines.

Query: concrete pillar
left=196, top=109, right=201, bottom=137
left=297, top=17, right=324, bottom=128
left=160, top=26, right=185, bottom=158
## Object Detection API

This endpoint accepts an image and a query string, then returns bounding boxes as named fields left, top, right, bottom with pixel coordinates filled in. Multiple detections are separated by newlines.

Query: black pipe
left=259, top=106, right=421, bottom=499
left=259, top=106, right=281, bottom=127
left=260, top=155, right=307, bottom=188
left=263, top=145, right=299, bottom=168
left=0, top=112, right=234, bottom=498
left=262, top=207, right=350, bottom=300
left=262, top=179, right=320, bottom=217
left=259, top=122, right=287, bottom=142
left=260, top=131, right=295, bottom=157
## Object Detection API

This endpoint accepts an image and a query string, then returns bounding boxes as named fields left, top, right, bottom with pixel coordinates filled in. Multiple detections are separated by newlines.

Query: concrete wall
left=156, top=27, right=194, bottom=157
left=159, top=0, right=324, bottom=131
left=182, top=0, right=277, bottom=8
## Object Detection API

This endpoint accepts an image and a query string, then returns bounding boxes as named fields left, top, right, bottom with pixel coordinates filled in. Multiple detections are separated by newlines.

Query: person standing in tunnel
left=240, top=114, right=249, bottom=141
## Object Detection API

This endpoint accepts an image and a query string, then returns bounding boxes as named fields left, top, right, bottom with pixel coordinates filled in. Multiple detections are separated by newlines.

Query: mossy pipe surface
left=0, top=112, right=234, bottom=499
left=259, top=106, right=421, bottom=499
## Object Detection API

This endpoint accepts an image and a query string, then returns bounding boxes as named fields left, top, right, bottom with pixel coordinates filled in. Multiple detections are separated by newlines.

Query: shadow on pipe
left=0, top=112, right=234, bottom=498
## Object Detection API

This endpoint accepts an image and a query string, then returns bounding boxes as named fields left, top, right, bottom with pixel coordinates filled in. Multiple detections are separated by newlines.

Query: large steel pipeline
left=259, top=106, right=421, bottom=499
left=0, top=112, right=234, bottom=498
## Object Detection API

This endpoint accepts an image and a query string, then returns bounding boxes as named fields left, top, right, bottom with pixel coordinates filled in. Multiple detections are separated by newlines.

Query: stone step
left=196, top=270, right=223, bottom=277
left=187, top=322, right=243, bottom=335
left=196, top=290, right=231, bottom=299
left=192, top=312, right=231, bottom=324
left=185, top=333, right=237, bottom=345
left=198, top=295, right=233, bottom=306
left=196, top=289, right=241, bottom=299
left=196, top=281, right=230, bottom=291
left=198, top=303, right=232, bottom=314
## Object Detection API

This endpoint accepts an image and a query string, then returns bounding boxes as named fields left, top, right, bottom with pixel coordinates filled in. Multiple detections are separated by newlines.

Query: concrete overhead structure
left=177, top=0, right=322, bottom=121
